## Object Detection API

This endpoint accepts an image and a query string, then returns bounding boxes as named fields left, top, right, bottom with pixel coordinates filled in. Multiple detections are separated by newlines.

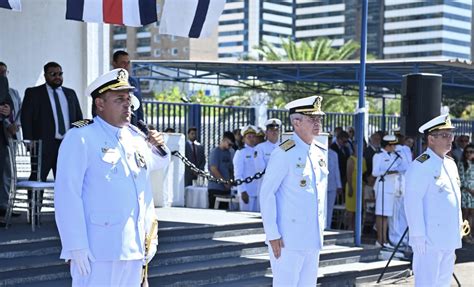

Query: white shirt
left=255, top=140, right=280, bottom=172
left=46, top=84, right=70, bottom=139
left=233, top=144, right=259, bottom=197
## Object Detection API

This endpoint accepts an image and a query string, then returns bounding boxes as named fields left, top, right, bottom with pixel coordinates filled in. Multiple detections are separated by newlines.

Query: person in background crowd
left=255, top=118, right=282, bottom=173
left=326, top=133, right=342, bottom=229
left=164, top=127, right=175, bottom=133
left=233, top=125, right=260, bottom=211
left=405, top=114, right=462, bottom=286
left=184, top=127, right=206, bottom=187
left=363, top=132, right=381, bottom=220
left=112, top=50, right=143, bottom=125
left=0, top=67, right=13, bottom=221
left=0, top=62, right=22, bottom=220
left=256, top=126, right=266, bottom=145
left=452, top=135, right=470, bottom=163
left=346, top=126, right=355, bottom=155
left=345, top=141, right=367, bottom=231
left=372, top=135, right=408, bottom=248
left=232, top=128, right=243, bottom=150
left=330, top=131, right=351, bottom=189
left=260, top=95, right=327, bottom=286
left=55, top=68, right=170, bottom=286
left=458, top=143, right=474, bottom=243
left=21, top=62, right=83, bottom=218
left=208, top=131, right=235, bottom=209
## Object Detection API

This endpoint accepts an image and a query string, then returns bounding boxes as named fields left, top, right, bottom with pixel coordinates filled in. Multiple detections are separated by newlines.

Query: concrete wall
left=0, top=0, right=109, bottom=118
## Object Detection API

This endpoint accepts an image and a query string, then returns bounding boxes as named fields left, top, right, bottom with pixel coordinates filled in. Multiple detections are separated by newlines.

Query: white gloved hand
left=71, top=249, right=94, bottom=276
left=145, top=244, right=157, bottom=264
left=410, top=236, right=426, bottom=255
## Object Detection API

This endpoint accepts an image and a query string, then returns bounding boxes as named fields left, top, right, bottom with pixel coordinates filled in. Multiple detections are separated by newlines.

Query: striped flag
left=0, top=0, right=21, bottom=11
left=159, top=0, right=226, bottom=38
left=66, top=0, right=157, bottom=27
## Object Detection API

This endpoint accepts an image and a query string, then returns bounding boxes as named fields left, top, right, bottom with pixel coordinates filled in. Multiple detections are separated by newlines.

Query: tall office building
left=384, top=0, right=472, bottom=60
left=218, top=0, right=386, bottom=60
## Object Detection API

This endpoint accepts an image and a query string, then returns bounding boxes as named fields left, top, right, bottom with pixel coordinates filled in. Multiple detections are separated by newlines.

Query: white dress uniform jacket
left=233, top=144, right=260, bottom=211
left=255, top=140, right=279, bottom=172
left=260, top=133, right=328, bottom=250
left=372, top=149, right=408, bottom=216
left=55, top=116, right=170, bottom=261
left=404, top=148, right=462, bottom=250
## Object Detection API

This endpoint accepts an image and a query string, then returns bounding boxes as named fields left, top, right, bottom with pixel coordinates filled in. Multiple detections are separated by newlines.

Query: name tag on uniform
left=102, top=148, right=120, bottom=165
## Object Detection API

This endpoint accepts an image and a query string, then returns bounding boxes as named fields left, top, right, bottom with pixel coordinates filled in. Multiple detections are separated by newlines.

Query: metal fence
left=143, top=100, right=473, bottom=156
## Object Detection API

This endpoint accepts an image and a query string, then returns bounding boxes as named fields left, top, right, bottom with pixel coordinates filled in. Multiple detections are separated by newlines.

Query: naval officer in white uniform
left=233, top=125, right=260, bottom=211
left=255, top=118, right=282, bottom=173
left=55, top=69, right=170, bottom=286
left=372, top=135, right=409, bottom=248
left=405, top=114, right=462, bottom=287
left=260, top=95, right=327, bottom=286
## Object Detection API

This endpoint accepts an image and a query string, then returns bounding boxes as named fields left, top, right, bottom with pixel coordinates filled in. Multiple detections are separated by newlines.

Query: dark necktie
left=53, top=88, right=66, bottom=136
left=192, top=142, right=197, bottom=163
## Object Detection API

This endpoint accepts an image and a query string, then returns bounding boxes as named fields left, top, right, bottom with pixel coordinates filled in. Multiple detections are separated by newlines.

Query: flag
left=159, top=0, right=226, bottom=38
left=0, top=0, right=21, bottom=11
left=66, top=0, right=157, bottom=27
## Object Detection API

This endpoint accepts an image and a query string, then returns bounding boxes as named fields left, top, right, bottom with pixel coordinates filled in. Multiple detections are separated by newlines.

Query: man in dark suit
left=0, top=73, right=13, bottom=218
left=21, top=62, right=83, bottom=182
left=330, top=130, right=351, bottom=188
left=185, top=127, right=206, bottom=186
left=112, top=50, right=143, bottom=125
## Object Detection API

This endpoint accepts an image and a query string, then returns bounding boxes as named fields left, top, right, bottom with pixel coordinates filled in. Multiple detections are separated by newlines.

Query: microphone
left=136, top=120, right=168, bottom=157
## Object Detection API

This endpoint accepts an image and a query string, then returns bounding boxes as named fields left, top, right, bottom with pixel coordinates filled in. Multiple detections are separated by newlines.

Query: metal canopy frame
left=132, top=59, right=474, bottom=101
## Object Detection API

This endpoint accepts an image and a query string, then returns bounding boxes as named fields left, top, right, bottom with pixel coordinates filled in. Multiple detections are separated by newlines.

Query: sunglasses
left=47, top=72, right=63, bottom=77
left=430, top=132, right=454, bottom=139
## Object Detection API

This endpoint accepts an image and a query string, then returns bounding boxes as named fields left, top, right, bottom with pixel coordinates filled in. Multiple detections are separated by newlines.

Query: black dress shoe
left=0, top=222, right=11, bottom=228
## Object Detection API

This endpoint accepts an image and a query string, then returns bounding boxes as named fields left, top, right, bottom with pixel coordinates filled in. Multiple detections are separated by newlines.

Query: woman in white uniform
left=372, top=135, right=405, bottom=248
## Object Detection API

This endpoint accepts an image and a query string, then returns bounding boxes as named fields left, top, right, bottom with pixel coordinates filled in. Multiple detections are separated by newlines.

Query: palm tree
left=254, top=37, right=360, bottom=61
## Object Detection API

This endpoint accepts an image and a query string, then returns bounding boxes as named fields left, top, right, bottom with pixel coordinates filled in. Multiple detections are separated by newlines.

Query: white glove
left=410, top=236, right=426, bottom=255
left=145, top=244, right=157, bottom=264
left=71, top=249, right=95, bottom=276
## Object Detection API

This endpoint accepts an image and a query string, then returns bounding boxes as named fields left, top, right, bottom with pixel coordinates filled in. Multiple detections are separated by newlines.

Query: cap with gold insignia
left=284, top=95, right=325, bottom=116
left=418, top=114, right=455, bottom=134
left=393, top=127, right=402, bottom=136
left=86, top=68, right=140, bottom=111
left=265, top=118, right=282, bottom=130
left=256, top=126, right=265, bottom=137
left=382, top=134, right=398, bottom=145
left=241, top=125, right=258, bottom=137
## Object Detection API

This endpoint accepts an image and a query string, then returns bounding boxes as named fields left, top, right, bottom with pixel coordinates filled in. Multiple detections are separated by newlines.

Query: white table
left=185, top=186, right=209, bottom=209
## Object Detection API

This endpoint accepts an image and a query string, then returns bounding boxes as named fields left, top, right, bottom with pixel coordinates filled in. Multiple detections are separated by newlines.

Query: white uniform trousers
left=71, top=260, right=143, bottom=287
left=413, top=248, right=455, bottom=287
left=388, top=195, right=408, bottom=245
left=269, top=247, right=320, bottom=287
left=239, top=195, right=259, bottom=212
left=326, top=189, right=337, bottom=229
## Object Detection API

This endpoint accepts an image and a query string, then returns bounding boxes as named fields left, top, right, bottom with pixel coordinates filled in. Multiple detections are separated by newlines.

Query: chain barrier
left=171, top=150, right=265, bottom=186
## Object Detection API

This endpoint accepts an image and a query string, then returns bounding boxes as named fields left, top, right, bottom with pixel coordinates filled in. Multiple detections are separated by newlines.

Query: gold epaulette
left=279, top=139, right=295, bottom=152
left=72, top=119, right=93, bottom=128
left=314, top=141, right=327, bottom=151
left=416, top=153, right=430, bottom=163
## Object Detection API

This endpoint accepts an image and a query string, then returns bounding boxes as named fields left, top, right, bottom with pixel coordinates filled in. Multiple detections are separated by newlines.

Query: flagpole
left=355, top=0, right=368, bottom=247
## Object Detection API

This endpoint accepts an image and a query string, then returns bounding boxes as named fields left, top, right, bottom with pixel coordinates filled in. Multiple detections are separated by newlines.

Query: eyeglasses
left=430, top=132, right=454, bottom=139
left=47, top=72, right=63, bottom=77
left=303, top=115, right=323, bottom=123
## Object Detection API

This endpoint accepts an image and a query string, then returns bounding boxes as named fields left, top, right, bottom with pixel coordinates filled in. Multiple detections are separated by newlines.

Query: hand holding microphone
left=136, top=120, right=168, bottom=157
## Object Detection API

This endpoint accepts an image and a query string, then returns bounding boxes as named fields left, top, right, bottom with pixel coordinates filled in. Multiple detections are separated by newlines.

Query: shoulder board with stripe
left=72, top=119, right=93, bottom=128
left=445, top=155, right=455, bottom=161
left=279, top=139, right=295, bottom=152
left=416, top=153, right=430, bottom=163
left=314, top=141, right=327, bottom=151
left=128, top=124, right=147, bottom=137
